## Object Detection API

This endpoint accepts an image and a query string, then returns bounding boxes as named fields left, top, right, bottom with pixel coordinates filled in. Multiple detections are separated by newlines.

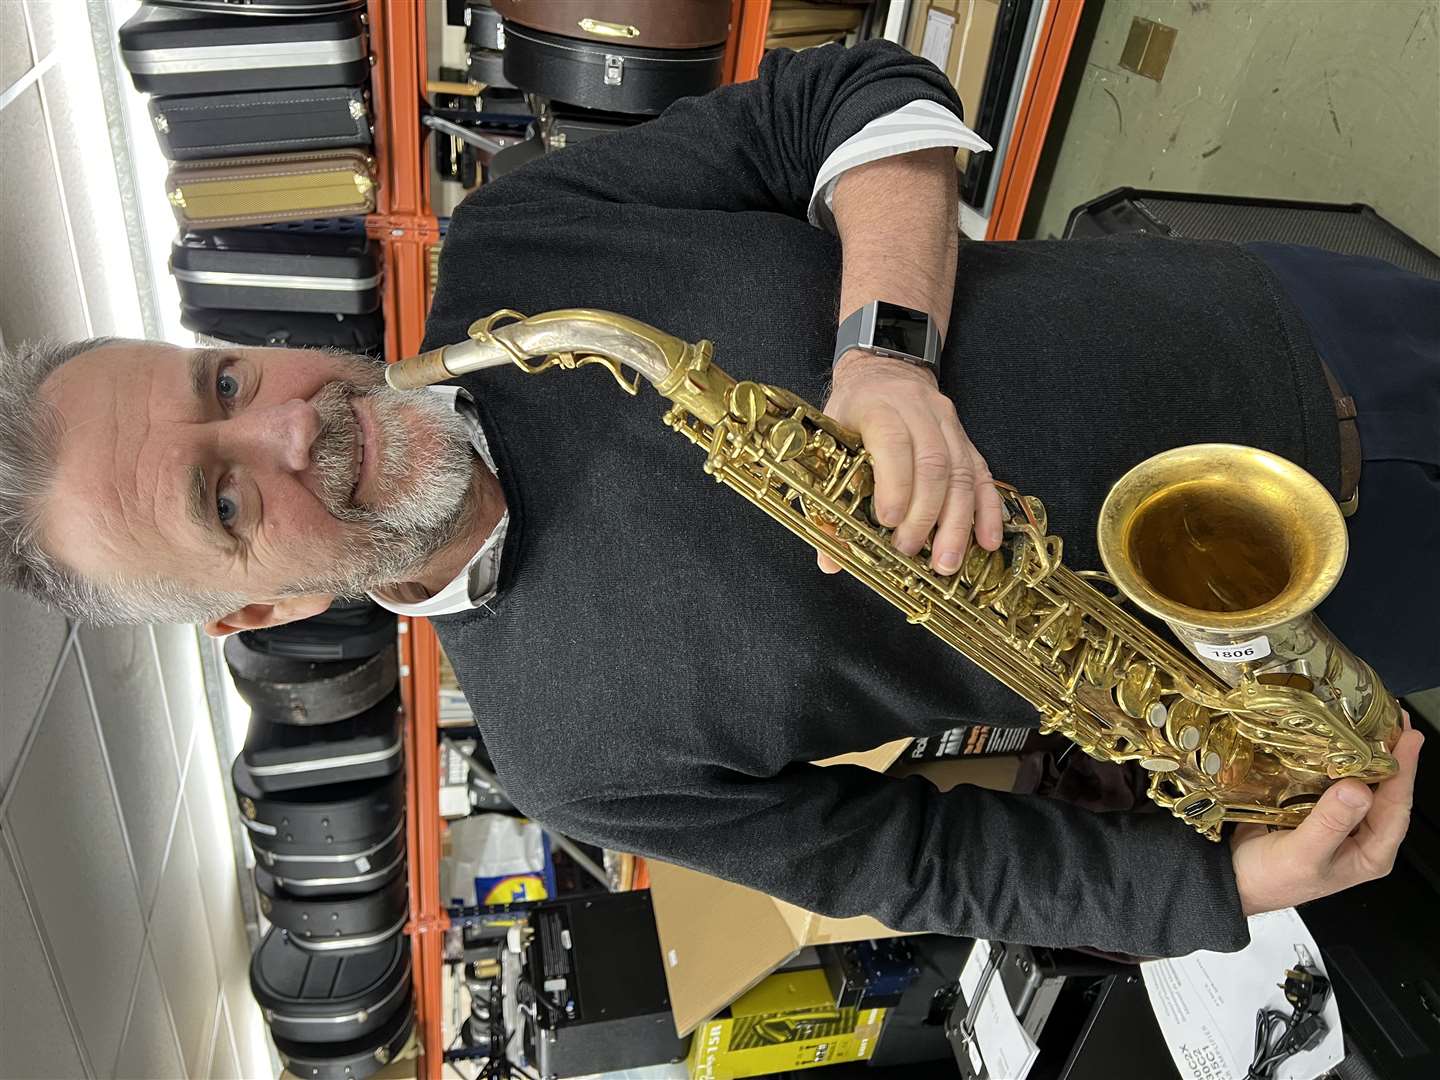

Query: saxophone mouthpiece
left=385, top=347, right=455, bottom=390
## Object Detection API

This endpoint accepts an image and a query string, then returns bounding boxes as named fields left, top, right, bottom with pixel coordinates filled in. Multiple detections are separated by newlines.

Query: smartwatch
left=833, top=300, right=941, bottom=370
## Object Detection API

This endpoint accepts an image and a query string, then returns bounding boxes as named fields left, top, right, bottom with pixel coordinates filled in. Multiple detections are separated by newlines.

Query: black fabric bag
left=120, top=4, right=368, bottom=95
left=172, top=228, right=380, bottom=314
left=251, top=928, right=411, bottom=1043
left=149, top=86, right=371, bottom=161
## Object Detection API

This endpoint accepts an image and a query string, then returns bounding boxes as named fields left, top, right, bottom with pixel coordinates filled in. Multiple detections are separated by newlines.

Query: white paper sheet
left=1141, top=909, right=1344, bottom=1080
left=920, top=9, right=957, bottom=69
left=957, top=940, right=1041, bottom=1080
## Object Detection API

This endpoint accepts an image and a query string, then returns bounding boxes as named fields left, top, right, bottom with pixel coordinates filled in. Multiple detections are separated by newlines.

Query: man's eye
left=217, top=493, right=238, bottom=529
left=217, top=371, right=240, bottom=402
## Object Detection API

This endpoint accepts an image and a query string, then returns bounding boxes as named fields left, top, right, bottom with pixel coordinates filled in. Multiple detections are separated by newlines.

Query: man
left=2, top=42, right=1432, bottom=956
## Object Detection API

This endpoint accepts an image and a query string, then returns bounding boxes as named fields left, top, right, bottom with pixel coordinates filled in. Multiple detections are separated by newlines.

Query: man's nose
left=222, top=398, right=322, bottom=472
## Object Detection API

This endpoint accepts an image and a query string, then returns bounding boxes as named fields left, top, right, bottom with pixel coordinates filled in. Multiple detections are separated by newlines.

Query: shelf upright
left=365, top=2, right=445, bottom=1077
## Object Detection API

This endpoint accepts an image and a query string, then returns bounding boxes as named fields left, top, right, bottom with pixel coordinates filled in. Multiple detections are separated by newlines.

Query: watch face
left=872, top=303, right=932, bottom=360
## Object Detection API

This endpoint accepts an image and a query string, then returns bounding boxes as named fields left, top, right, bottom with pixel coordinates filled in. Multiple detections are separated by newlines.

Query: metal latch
left=580, top=18, right=640, bottom=39
left=152, top=112, right=169, bottom=134
left=348, top=99, right=366, bottom=121
left=167, top=189, right=186, bottom=209
left=604, top=54, right=624, bottom=86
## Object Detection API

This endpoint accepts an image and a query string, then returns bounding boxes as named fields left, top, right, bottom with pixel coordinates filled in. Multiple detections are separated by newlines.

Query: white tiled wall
left=1, top=1, right=272, bottom=1075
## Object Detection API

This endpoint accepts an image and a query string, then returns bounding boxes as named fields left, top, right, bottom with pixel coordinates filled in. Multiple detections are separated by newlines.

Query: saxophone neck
left=385, top=308, right=698, bottom=391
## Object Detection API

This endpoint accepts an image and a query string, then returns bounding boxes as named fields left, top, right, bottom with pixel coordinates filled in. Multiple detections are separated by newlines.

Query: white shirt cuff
left=808, top=99, right=992, bottom=232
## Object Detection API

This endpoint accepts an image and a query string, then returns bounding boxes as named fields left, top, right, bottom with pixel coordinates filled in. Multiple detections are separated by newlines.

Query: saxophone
left=389, top=309, right=1402, bottom=840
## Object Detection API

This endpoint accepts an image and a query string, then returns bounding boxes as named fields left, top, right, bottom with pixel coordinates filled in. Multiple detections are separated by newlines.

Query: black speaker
left=1064, top=188, right=1440, bottom=280
left=518, top=891, right=688, bottom=1077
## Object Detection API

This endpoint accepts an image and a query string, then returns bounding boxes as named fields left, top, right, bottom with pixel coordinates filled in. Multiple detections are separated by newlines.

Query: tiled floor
left=3, top=1, right=272, bottom=1073
left=0, top=593, right=272, bottom=1079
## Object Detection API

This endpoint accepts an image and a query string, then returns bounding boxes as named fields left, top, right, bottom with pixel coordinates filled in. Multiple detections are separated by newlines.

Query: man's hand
left=821, top=349, right=1004, bottom=576
left=1231, top=716, right=1422, bottom=917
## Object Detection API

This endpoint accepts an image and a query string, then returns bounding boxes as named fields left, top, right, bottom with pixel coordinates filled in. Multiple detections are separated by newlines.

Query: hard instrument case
left=254, top=864, right=408, bottom=952
left=251, top=927, right=411, bottom=1043
left=500, top=23, right=724, bottom=115
left=119, top=4, right=368, bottom=96
left=491, top=0, right=731, bottom=49
left=165, top=149, right=377, bottom=230
left=147, top=0, right=364, bottom=13
left=181, top=305, right=382, bottom=355
left=149, top=86, right=371, bottom=161
left=235, top=766, right=404, bottom=862
left=273, top=998, right=415, bottom=1080
left=243, top=599, right=396, bottom=660
left=171, top=228, right=380, bottom=314
left=224, top=632, right=397, bottom=726
left=249, top=812, right=406, bottom=896
left=237, top=692, right=403, bottom=794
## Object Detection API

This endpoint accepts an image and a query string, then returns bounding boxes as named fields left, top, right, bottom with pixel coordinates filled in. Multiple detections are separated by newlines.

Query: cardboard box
left=652, top=742, right=1021, bottom=1035
left=906, top=1, right=1004, bottom=167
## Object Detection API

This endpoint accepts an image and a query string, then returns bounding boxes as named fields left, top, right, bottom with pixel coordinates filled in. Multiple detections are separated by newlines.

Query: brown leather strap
left=1318, top=359, right=1362, bottom=515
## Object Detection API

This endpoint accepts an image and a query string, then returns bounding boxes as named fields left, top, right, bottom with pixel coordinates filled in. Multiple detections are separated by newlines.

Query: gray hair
left=0, top=337, right=250, bottom=625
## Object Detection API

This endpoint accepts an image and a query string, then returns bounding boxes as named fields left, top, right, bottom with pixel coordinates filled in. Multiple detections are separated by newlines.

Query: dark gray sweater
left=422, top=41, right=1339, bottom=957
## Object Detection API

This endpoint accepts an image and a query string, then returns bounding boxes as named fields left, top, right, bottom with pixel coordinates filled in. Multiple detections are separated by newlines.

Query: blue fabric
left=1249, top=243, right=1440, bottom=695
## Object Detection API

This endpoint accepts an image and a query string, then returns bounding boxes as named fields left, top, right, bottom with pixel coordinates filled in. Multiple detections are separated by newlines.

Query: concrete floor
left=1026, top=0, right=1440, bottom=246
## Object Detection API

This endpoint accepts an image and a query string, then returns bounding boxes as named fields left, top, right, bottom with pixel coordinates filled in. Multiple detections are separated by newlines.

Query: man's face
left=40, top=342, right=478, bottom=613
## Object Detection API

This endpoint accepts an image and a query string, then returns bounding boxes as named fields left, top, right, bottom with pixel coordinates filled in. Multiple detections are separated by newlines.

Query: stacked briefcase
left=223, top=598, right=415, bottom=1079
left=118, top=0, right=383, bottom=357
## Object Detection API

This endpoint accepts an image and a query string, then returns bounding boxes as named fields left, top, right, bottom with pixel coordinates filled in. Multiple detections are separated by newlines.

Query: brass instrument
left=389, top=309, right=1402, bottom=839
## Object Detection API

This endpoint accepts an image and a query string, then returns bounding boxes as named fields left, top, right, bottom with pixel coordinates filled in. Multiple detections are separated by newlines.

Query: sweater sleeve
left=470, top=39, right=967, bottom=221
left=538, top=763, right=1250, bottom=958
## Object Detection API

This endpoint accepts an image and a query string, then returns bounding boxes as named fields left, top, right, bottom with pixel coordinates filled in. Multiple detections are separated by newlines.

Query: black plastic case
left=148, top=0, right=365, bottom=13
left=223, top=634, right=397, bottom=726
left=234, top=751, right=403, bottom=847
left=255, top=864, right=408, bottom=952
left=119, top=4, right=368, bottom=95
left=251, top=927, right=411, bottom=1043
left=171, top=228, right=380, bottom=314
left=149, top=86, right=371, bottom=161
left=237, top=693, right=403, bottom=794
left=182, top=306, right=383, bottom=356
left=500, top=22, right=724, bottom=115
left=250, top=812, right=406, bottom=896
left=244, top=600, right=396, bottom=661
left=273, top=998, right=415, bottom=1080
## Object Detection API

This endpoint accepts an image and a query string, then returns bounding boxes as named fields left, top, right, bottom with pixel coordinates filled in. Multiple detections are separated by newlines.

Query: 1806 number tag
left=1195, top=635, right=1272, bottom=663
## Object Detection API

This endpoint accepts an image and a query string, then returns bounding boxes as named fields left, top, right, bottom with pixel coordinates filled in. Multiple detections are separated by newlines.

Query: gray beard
left=279, top=358, right=478, bottom=599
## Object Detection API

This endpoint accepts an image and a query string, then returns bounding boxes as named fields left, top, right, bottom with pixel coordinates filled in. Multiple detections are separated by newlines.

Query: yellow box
left=687, top=997, right=888, bottom=1080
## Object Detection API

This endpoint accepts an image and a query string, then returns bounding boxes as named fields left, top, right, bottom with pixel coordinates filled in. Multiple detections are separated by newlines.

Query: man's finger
left=1286, top=779, right=1373, bottom=869
left=1347, top=727, right=1422, bottom=879
left=970, top=452, right=1004, bottom=551
left=930, top=422, right=977, bottom=574
left=862, top=407, right=914, bottom=529
left=892, top=431, right=952, bottom=558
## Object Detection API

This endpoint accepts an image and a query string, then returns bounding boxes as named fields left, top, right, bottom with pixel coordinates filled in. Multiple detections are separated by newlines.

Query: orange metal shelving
left=366, top=2, right=444, bottom=1077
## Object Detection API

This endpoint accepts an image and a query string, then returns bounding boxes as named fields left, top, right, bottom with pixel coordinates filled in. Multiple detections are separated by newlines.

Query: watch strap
left=833, top=300, right=940, bottom=369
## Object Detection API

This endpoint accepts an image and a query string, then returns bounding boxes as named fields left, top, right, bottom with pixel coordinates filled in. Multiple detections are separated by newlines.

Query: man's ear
left=203, top=594, right=335, bottom=638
